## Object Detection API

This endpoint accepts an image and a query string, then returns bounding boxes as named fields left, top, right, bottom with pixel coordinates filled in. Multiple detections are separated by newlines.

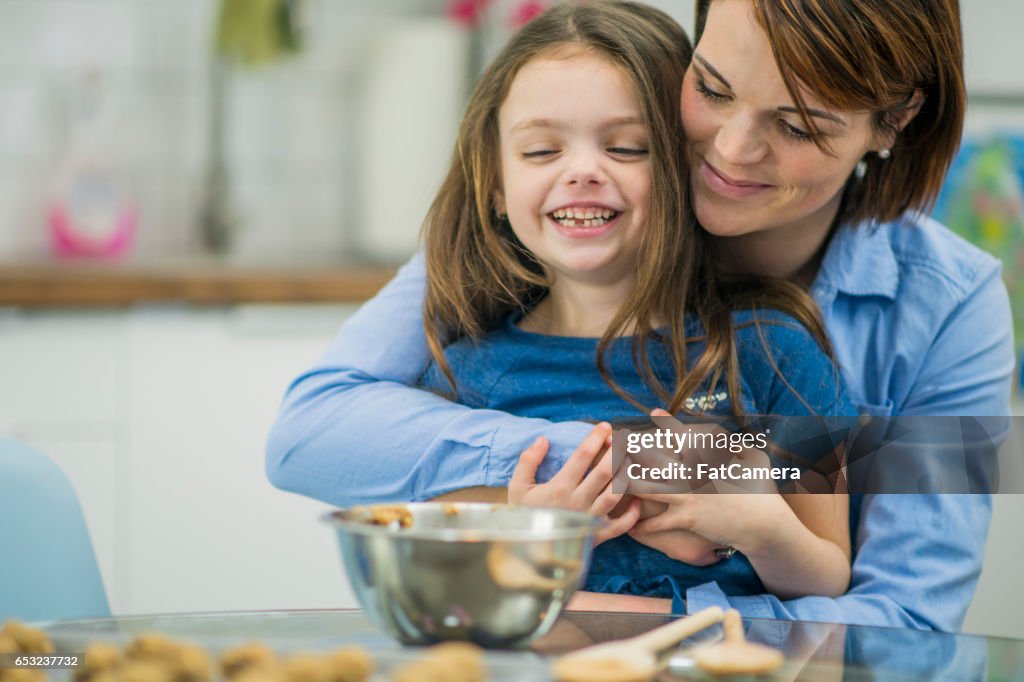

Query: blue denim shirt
left=267, top=212, right=1015, bottom=631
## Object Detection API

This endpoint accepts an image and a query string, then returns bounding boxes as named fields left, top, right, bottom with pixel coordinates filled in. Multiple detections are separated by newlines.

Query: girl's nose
left=564, top=152, right=607, bottom=187
left=714, top=112, right=768, bottom=166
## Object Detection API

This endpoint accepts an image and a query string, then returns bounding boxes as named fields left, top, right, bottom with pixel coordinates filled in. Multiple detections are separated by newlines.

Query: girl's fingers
left=509, top=436, right=548, bottom=500
left=589, top=478, right=624, bottom=517
left=576, top=439, right=616, bottom=502
left=650, top=408, right=672, bottom=418
left=620, top=496, right=643, bottom=525
left=595, top=497, right=642, bottom=545
left=556, top=423, right=613, bottom=484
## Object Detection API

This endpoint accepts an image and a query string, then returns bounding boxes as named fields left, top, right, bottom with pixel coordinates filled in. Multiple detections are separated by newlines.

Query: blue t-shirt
left=419, top=308, right=855, bottom=602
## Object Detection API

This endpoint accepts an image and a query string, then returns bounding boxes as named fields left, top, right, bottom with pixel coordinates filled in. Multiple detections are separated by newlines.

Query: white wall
left=0, top=1, right=447, bottom=263
left=964, top=494, right=1024, bottom=639
left=963, top=1, right=1024, bottom=95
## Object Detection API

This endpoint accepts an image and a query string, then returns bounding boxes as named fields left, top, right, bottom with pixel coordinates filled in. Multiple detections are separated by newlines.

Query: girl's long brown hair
left=423, top=0, right=832, bottom=416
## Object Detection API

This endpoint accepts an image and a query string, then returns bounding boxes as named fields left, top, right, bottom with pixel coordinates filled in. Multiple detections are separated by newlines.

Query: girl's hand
left=509, top=422, right=641, bottom=545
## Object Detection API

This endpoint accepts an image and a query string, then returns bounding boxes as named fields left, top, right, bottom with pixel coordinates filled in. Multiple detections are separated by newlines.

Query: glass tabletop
left=41, top=609, right=1024, bottom=681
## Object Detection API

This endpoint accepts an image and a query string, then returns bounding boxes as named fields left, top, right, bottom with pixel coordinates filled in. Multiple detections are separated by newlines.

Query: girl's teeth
left=555, top=217, right=610, bottom=227
left=551, top=209, right=615, bottom=221
left=549, top=208, right=617, bottom=227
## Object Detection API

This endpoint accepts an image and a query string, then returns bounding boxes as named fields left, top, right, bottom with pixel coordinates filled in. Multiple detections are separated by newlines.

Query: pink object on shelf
left=48, top=69, right=139, bottom=260
left=48, top=201, right=137, bottom=259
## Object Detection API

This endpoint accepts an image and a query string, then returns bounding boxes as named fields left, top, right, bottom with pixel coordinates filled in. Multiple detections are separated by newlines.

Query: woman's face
left=681, top=0, right=887, bottom=240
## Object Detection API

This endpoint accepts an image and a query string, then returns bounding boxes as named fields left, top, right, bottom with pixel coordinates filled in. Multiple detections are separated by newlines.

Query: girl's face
left=496, top=49, right=651, bottom=287
left=680, top=0, right=887, bottom=241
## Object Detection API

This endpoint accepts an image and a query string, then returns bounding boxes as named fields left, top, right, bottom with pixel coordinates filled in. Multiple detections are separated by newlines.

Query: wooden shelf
left=0, top=262, right=397, bottom=307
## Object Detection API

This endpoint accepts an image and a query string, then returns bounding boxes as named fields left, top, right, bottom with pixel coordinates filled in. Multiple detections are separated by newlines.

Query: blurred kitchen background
left=0, top=0, right=1019, bottom=268
left=1, top=0, right=1022, bottom=639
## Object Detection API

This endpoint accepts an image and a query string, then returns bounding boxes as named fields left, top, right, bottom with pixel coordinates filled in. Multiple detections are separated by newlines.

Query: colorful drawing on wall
left=936, top=135, right=1024, bottom=363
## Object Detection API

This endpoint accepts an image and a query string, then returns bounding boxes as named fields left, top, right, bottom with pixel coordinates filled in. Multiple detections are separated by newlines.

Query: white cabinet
left=122, top=306, right=358, bottom=614
left=0, top=311, right=123, bottom=428
left=0, top=305, right=359, bottom=615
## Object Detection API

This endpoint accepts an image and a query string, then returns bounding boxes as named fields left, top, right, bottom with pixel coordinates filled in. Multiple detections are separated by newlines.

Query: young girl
left=417, top=0, right=853, bottom=606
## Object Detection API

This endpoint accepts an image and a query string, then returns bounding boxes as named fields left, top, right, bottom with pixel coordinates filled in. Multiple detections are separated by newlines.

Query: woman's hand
left=630, top=491, right=790, bottom=556
left=627, top=494, right=783, bottom=566
left=627, top=523, right=723, bottom=566
left=509, top=422, right=641, bottom=545
left=623, top=409, right=786, bottom=559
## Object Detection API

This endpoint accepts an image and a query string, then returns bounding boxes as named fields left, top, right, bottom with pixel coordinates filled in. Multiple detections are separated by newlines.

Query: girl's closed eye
left=607, top=146, right=649, bottom=158
left=521, top=148, right=560, bottom=159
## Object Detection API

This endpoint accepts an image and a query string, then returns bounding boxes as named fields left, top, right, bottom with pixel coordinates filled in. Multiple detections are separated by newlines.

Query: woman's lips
left=699, top=159, right=773, bottom=200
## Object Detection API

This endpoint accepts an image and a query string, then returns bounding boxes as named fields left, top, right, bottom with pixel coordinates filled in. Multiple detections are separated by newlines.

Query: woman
left=266, top=0, right=1014, bottom=630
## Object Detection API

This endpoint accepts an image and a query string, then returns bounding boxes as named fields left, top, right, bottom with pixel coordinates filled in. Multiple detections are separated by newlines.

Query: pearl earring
left=855, top=160, right=867, bottom=180
left=878, top=148, right=891, bottom=159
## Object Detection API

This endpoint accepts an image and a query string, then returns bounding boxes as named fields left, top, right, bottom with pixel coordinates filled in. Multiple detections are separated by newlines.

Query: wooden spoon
left=486, top=544, right=567, bottom=591
left=691, top=608, right=784, bottom=675
left=551, top=606, right=724, bottom=682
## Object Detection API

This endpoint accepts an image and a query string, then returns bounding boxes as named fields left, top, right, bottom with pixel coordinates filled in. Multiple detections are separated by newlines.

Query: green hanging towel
left=215, top=0, right=303, bottom=66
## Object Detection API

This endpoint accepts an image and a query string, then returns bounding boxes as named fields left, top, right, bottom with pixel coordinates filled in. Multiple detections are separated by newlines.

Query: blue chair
left=0, top=438, right=110, bottom=622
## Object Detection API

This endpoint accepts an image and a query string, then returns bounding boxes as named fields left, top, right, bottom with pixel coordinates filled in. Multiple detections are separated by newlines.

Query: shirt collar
left=815, top=220, right=900, bottom=299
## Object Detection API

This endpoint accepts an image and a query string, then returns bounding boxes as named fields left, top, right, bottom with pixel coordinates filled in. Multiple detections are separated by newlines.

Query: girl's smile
left=547, top=203, right=622, bottom=238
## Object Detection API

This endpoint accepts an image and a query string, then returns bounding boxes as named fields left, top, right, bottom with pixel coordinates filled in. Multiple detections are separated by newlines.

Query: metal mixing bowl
left=325, top=502, right=600, bottom=648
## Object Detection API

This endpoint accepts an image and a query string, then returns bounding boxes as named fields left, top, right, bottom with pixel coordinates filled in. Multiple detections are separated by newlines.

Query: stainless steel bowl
left=325, top=502, right=600, bottom=648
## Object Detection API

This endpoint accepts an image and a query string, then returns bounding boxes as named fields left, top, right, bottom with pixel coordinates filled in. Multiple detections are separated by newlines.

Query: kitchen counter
left=41, top=608, right=1024, bottom=680
left=0, top=261, right=397, bottom=307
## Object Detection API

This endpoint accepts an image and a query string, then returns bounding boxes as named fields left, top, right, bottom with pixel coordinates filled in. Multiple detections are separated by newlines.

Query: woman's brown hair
left=423, top=0, right=833, bottom=416
left=695, top=0, right=965, bottom=226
